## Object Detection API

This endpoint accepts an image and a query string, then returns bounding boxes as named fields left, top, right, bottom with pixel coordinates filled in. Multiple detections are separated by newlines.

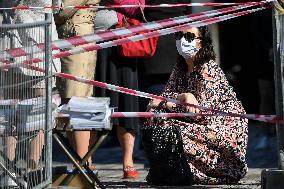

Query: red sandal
left=123, top=166, right=139, bottom=179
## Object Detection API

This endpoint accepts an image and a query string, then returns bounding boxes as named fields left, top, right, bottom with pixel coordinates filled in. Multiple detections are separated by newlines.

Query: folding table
left=53, top=116, right=112, bottom=189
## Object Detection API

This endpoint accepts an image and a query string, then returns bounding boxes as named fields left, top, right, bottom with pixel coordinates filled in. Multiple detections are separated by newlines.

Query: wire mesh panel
left=0, top=14, right=52, bottom=189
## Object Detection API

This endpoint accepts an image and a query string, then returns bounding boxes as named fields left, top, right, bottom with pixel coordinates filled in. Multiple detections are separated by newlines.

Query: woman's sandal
left=123, top=166, right=139, bottom=179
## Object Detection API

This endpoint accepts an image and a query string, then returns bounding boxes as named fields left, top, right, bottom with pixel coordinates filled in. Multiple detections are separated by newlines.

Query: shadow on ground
left=246, top=121, right=278, bottom=168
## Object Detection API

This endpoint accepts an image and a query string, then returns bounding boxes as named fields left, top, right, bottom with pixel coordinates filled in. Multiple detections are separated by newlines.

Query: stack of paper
left=17, top=97, right=47, bottom=132
left=57, top=97, right=113, bottom=130
left=0, top=100, right=17, bottom=134
left=0, top=98, right=47, bottom=133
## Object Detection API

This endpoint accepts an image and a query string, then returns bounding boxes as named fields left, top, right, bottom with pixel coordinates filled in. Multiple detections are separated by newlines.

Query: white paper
left=68, top=97, right=110, bottom=111
left=57, top=97, right=113, bottom=130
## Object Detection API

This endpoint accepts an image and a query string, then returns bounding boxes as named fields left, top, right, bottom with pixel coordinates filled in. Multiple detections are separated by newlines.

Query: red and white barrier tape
left=1, top=4, right=281, bottom=124
left=0, top=1, right=270, bottom=60
left=111, top=112, right=283, bottom=124
left=22, top=64, right=284, bottom=124
left=0, top=5, right=270, bottom=70
left=0, top=1, right=275, bottom=10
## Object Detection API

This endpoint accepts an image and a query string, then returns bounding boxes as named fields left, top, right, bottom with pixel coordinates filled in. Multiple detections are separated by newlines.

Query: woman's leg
left=5, top=136, right=17, bottom=161
left=70, top=131, right=97, bottom=166
left=116, top=126, right=135, bottom=168
left=29, top=130, right=45, bottom=170
left=28, top=88, right=45, bottom=170
left=88, top=131, right=97, bottom=167
left=179, top=120, right=247, bottom=182
left=62, top=98, right=97, bottom=167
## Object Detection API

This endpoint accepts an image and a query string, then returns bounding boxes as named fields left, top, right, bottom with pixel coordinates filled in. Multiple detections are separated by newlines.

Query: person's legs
left=5, top=136, right=17, bottom=162
left=116, top=126, right=139, bottom=179
left=28, top=130, right=44, bottom=170
left=256, top=78, right=275, bottom=150
left=27, top=88, right=45, bottom=171
left=62, top=97, right=97, bottom=167
left=71, top=131, right=97, bottom=166
left=88, top=131, right=97, bottom=167
left=116, top=126, right=135, bottom=168
left=27, top=87, right=62, bottom=171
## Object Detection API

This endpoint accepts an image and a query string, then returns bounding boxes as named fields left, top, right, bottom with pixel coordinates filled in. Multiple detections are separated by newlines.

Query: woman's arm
left=169, top=61, right=222, bottom=124
left=196, top=61, right=223, bottom=109
left=147, top=66, right=179, bottom=111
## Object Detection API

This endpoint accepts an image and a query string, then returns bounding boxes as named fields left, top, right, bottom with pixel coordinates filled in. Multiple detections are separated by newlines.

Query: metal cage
left=0, top=14, right=52, bottom=189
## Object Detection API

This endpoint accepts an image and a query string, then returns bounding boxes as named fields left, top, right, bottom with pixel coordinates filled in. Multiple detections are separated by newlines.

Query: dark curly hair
left=177, top=26, right=216, bottom=72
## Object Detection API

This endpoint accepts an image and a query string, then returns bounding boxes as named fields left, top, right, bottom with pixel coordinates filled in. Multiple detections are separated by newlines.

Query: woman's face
left=175, top=27, right=202, bottom=59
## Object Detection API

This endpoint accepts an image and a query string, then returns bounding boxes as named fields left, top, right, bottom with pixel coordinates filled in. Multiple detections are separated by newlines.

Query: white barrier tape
left=0, top=1, right=268, bottom=60
left=0, top=1, right=275, bottom=10
left=111, top=112, right=283, bottom=124
left=0, top=5, right=270, bottom=70
left=21, top=64, right=284, bottom=124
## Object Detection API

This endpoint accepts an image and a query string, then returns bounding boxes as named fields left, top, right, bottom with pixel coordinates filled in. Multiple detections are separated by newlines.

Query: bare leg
left=88, top=131, right=97, bottom=166
left=28, top=88, right=45, bottom=170
left=29, top=130, right=45, bottom=170
left=70, top=131, right=97, bottom=166
left=116, top=126, right=135, bottom=168
left=62, top=98, right=97, bottom=167
left=5, top=136, right=17, bottom=161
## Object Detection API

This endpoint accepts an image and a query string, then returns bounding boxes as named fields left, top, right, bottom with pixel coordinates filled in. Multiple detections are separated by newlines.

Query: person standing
left=94, top=0, right=144, bottom=179
left=0, top=0, right=61, bottom=187
left=55, top=0, right=100, bottom=170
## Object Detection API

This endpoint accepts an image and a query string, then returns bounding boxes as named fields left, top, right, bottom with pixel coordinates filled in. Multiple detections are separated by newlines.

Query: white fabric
left=0, top=14, right=3, bottom=24
left=94, top=10, right=118, bottom=32
left=176, top=37, right=200, bottom=59
left=12, top=0, right=61, bottom=78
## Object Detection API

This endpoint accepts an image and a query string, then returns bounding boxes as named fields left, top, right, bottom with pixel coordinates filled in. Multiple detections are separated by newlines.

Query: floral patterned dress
left=142, top=60, right=248, bottom=184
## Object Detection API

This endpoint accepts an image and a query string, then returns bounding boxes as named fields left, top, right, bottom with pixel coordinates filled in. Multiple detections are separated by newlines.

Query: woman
left=94, top=0, right=144, bottom=179
left=3, top=0, right=61, bottom=170
left=0, top=0, right=60, bottom=187
left=142, top=26, right=248, bottom=185
left=55, top=0, right=99, bottom=171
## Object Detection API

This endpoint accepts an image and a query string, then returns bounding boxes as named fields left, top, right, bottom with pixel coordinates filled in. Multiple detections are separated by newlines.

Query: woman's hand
left=146, top=99, right=162, bottom=111
left=165, top=102, right=176, bottom=112
left=147, top=99, right=176, bottom=112
left=177, top=93, right=200, bottom=113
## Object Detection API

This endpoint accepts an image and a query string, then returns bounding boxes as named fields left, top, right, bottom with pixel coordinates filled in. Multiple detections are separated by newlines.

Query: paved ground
left=52, top=121, right=278, bottom=188
left=53, top=146, right=264, bottom=189
left=99, top=166, right=262, bottom=189
left=95, top=153, right=263, bottom=189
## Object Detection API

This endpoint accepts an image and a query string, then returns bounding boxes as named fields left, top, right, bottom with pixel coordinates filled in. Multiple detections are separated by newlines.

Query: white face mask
left=176, top=37, right=200, bottom=59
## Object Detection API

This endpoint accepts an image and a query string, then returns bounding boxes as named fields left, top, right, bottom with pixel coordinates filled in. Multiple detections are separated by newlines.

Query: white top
left=11, top=0, right=61, bottom=76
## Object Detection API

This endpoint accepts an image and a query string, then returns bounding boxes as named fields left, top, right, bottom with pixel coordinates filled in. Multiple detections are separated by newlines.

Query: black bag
left=141, top=123, right=193, bottom=186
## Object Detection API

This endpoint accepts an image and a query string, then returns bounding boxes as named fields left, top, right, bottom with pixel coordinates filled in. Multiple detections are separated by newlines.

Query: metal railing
left=0, top=14, right=52, bottom=189
left=260, top=3, right=284, bottom=189
left=272, top=3, right=284, bottom=172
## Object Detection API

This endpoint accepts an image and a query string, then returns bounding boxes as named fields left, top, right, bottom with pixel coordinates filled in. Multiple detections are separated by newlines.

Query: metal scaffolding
left=0, top=14, right=52, bottom=188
